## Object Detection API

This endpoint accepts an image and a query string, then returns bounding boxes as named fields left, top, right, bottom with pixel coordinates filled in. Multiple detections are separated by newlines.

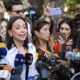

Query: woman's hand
left=43, top=5, right=50, bottom=17
left=57, top=59, right=70, bottom=68
left=58, top=36, right=65, bottom=45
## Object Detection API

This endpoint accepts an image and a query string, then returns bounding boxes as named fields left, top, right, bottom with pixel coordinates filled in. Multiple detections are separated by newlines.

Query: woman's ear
left=8, top=30, right=13, bottom=37
left=35, top=31, right=39, bottom=38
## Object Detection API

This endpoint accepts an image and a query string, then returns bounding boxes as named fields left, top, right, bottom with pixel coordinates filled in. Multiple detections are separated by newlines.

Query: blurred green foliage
left=64, top=0, right=80, bottom=7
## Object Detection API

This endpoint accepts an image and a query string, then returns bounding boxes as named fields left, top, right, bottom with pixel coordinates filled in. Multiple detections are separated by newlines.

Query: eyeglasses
left=12, top=10, right=24, bottom=14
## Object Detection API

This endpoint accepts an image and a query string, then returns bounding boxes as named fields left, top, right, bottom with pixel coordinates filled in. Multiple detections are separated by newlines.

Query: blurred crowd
left=0, top=0, right=80, bottom=80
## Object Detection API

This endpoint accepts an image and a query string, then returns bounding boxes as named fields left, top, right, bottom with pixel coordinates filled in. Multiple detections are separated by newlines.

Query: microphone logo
left=30, top=55, right=33, bottom=60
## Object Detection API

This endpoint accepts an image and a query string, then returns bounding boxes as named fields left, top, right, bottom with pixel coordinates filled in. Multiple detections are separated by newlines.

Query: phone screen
left=28, top=6, right=36, bottom=20
left=49, top=8, right=61, bottom=16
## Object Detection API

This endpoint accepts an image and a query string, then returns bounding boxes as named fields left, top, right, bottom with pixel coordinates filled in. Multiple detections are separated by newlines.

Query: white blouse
left=5, top=43, right=38, bottom=80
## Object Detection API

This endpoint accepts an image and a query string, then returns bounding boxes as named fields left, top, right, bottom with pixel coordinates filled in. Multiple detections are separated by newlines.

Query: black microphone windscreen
left=24, top=53, right=33, bottom=65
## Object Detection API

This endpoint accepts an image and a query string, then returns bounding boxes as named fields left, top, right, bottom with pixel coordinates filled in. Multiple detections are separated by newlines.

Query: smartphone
left=53, top=32, right=66, bottom=40
left=28, top=6, right=36, bottom=20
left=49, top=7, right=61, bottom=16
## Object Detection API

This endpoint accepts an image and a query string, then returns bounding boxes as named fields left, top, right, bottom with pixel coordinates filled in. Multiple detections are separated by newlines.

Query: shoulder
left=7, top=47, right=18, bottom=55
left=28, top=43, right=36, bottom=57
left=5, top=47, right=18, bottom=68
left=28, top=43, right=36, bottom=50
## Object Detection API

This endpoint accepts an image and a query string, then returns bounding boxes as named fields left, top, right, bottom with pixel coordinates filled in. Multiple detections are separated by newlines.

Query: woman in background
left=0, top=18, right=8, bottom=42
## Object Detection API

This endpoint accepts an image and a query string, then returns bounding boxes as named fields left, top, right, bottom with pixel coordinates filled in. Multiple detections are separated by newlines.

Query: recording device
left=24, top=53, right=33, bottom=65
left=29, top=6, right=36, bottom=20
left=65, top=51, right=80, bottom=61
left=36, top=48, right=78, bottom=80
left=14, top=53, right=33, bottom=80
left=54, top=65, right=73, bottom=80
left=24, top=53, right=33, bottom=80
left=53, top=43, right=61, bottom=54
left=14, top=54, right=25, bottom=67
left=10, top=65, right=23, bottom=80
left=0, top=43, right=7, bottom=59
left=36, top=48, right=58, bottom=80
left=0, top=64, right=11, bottom=80
left=49, top=7, right=61, bottom=16
left=25, top=6, right=37, bottom=21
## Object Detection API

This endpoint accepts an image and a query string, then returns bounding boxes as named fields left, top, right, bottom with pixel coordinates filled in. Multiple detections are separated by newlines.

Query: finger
left=59, top=36, right=63, bottom=40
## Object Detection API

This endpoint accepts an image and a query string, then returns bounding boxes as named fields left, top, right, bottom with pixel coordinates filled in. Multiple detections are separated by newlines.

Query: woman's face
left=59, top=23, right=71, bottom=39
left=8, top=19, right=27, bottom=42
left=0, top=21, right=7, bottom=41
left=36, top=24, right=50, bottom=41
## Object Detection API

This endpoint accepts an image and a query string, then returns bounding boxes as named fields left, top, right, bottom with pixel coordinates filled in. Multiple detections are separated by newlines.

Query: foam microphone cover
left=0, top=43, right=7, bottom=59
left=53, top=43, right=61, bottom=54
left=3, top=65, right=11, bottom=72
left=24, top=53, right=33, bottom=65
left=14, top=54, right=25, bottom=67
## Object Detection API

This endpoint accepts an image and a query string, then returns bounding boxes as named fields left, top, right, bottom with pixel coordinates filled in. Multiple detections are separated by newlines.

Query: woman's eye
left=60, top=28, right=64, bottom=30
left=16, top=27, right=20, bottom=29
left=24, top=26, right=27, bottom=29
left=44, top=28, right=48, bottom=31
left=65, top=28, right=69, bottom=31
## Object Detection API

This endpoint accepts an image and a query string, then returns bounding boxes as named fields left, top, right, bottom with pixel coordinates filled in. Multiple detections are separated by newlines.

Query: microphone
left=0, top=65, right=11, bottom=80
left=0, top=43, right=7, bottom=60
left=65, top=51, right=80, bottom=60
left=24, top=53, right=33, bottom=80
left=10, top=65, right=23, bottom=80
left=53, top=43, right=61, bottom=54
left=3, top=65, right=11, bottom=72
left=24, top=53, right=33, bottom=65
left=14, top=54, right=25, bottom=67
left=36, top=48, right=52, bottom=61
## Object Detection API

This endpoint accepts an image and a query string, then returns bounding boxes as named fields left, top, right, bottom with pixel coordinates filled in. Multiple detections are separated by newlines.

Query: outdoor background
left=2, top=0, right=80, bottom=18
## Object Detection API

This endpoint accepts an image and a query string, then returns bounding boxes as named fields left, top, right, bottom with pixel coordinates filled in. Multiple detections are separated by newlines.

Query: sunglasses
left=12, top=10, right=24, bottom=14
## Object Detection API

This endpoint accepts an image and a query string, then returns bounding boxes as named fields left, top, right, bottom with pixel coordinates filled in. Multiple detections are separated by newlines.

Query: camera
left=36, top=48, right=80, bottom=80
left=28, top=6, right=37, bottom=21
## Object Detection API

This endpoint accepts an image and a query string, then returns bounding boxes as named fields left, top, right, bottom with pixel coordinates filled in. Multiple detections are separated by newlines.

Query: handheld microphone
left=0, top=43, right=7, bottom=59
left=24, top=53, right=33, bottom=80
left=37, top=48, right=52, bottom=61
left=53, top=43, right=61, bottom=54
left=0, top=65, right=11, bottom=80
left=24, top=53, right=33, bottom=65
left=14, top=54, right=25, bottom=67
left=3, top=65, right=11, bottom=72
left=10, top=65, right=23, bottom=80
left=65, top=51, right=80, bottom=60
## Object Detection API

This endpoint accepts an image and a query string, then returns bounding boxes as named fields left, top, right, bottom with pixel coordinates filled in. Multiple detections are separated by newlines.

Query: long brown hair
left=32, top=20, right=50, bottom=49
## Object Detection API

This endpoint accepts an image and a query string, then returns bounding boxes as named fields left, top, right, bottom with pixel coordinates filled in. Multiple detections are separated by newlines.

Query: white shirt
left=5, top=43, right=38, bottom=80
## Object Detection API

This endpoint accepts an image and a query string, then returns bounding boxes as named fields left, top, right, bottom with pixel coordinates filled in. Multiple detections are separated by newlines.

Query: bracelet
left=41, top=15, right=46, bottom=19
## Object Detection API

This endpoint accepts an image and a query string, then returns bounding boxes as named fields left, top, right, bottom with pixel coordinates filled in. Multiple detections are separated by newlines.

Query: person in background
left=0, top=1, right=5, bottom=18
left=4, top=0, right=24, bottom=18
left=0, top=18, right=8, bottom=43
left=4, top=0, right=31, bottom=40
left=5, top=16, right=38, bottom=80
